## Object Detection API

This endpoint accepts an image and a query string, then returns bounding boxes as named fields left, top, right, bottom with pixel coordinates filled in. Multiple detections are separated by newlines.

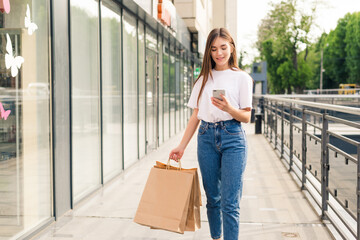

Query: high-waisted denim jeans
left=197, top=119, right=247, bottom=240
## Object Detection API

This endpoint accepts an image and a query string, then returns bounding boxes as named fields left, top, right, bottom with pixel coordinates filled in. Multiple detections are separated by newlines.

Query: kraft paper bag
left=134, top=165, right=194, bottom=234
left=154, top=161, right=202, bottom=231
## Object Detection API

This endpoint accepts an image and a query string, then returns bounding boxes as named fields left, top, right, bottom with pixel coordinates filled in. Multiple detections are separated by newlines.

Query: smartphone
left=213, top=89, right=225, bottom=100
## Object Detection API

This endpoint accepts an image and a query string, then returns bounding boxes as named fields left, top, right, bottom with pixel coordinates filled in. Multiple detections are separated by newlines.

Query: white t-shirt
left=187, top=68, right=253, bottom=123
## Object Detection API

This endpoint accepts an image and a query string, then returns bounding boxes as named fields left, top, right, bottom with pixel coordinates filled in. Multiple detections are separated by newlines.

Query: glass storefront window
left=184, top=57, right=190, bottom=122
left=158, top=37, right=163, bottom=145
left=101, top=1, right=123, bottom=182
left=0, top=1, right=52, bottom=238
left=163, top=40, right=170, bottom=141
left=70, top=0, right=101, bottom=203
left=180, top=56, right=185, bottom=129
left=122, top=11, right=138, bottom=168
left=138, top=22, right=145, bottom=158
left=169, top=46, right=175, bottom=137
left=175, top=48, right=181, bottom=133
left=145, top=29, right=157, bottom=152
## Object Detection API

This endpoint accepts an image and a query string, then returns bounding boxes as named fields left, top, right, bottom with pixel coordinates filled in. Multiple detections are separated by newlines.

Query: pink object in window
left=0, top=0, right=10, bottom=14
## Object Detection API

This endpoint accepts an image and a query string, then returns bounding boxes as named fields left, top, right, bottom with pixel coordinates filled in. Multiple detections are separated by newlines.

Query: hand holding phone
left=213, top=89, right=225, bottom=100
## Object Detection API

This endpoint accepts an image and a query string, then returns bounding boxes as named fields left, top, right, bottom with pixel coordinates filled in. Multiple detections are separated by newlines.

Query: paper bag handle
left=167, top=158, right=182, bottom=170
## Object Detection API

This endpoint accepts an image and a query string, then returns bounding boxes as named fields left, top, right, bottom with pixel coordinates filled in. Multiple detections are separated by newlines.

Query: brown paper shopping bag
left=134, top=164, right=194, bottom=234
left=154, top=161, right=202, bottom=231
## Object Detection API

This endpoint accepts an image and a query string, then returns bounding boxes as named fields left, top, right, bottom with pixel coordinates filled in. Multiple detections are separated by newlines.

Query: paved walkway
left=32, top=124, right=334, bottom=240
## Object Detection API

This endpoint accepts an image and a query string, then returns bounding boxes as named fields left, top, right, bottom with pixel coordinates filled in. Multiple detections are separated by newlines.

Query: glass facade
left=138, top=21, right=146, bottom=159
left=101, top=1, right=122, bottom=182
left=0, top=0, right=196, bottom=238
left=0, top=0, right=52, bottom=238
left=169, top=44, right=176, bottom=137
left=180, top=55, right=185, bottom=129
left=70, top=0, right=101, bottom=202
left=158, top=37, right=163, bottom=145
left=122, top=11, right=138, bottom=168
left=163, top=39, right=170, bottom=141
left=145, top=29, right=158, bottom=152
left=175, top=48, right=181, bottom=133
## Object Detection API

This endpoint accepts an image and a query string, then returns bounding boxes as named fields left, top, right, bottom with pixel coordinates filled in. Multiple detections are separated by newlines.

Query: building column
left=51, top=0, right=72, bottom=219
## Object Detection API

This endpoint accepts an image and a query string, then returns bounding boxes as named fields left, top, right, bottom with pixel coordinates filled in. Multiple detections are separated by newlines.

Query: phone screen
left=213, top=89, right=225, bottom=100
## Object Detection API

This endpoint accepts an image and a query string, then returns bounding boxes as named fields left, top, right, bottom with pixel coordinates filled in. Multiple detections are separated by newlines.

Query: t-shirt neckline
left=212, top=67, right=236, bottom=72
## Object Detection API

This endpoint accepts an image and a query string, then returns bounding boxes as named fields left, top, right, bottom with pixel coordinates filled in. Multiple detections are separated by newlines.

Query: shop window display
left=0, top=1, right=51, bottom=238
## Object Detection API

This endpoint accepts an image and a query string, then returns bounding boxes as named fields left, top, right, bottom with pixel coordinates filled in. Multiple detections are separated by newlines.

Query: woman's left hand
left=211, top=94, right=234, bottom=113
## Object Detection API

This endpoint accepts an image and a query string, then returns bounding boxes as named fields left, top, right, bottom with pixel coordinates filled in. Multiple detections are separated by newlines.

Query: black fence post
left=302, top=108, right=307, bottom=190
left=274, top=102, right=278, bottom=150
left=357, top=144, right=360, bottom=239
left=289, top=104, right=293, bottom=171
left=281, top=104, right=284, bottom=159
left=260, top=97, right=265, bottom=134
left=265, top=99, right=268, bottom=138
left=321, top=112, right=329, bottom=220
left=270, top=101, right=273, bottom=143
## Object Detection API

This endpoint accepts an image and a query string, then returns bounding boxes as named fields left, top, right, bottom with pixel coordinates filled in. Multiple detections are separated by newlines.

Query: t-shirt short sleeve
left=239, top=72, right=253, bottom=109
left=187, top=77, right=203, bottom=109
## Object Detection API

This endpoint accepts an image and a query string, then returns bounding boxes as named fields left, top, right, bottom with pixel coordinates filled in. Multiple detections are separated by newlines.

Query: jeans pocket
left=198, top=124, right=208, bottom=135
left=223, top=124, right=242, bottom=135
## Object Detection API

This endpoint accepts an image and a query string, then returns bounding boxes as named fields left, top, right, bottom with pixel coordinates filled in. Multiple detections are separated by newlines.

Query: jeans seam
left=212, top=235, right=222, bottom=239
left=223, top=127, right=242, bottom=136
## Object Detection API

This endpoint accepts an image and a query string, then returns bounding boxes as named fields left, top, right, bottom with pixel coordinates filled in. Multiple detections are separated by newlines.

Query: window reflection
left=101, top=1, right=123, bottom=182
left=0, top=1, right=51, bottom=238
left=170, top=48, right=175, bottom=137
left=138, top=21, right=145, bottom=158
left=70, top=0, right=101, bottom=202
left=123, top=11, right=138, bottom=168
left=145, top=29, right=157, bottom=152
left=158, top=37, right=163, bottom=144
left=163, top=41, right=169, bottom=141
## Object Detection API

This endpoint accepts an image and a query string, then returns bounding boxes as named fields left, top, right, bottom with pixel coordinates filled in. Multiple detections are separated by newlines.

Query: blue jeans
left=197, top=119, right=247, bottom=240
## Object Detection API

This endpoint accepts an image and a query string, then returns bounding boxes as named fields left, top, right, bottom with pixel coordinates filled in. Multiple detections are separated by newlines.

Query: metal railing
left=304, top=88, right=360, bottom=95
left=254, top=95, right=360, bottom=239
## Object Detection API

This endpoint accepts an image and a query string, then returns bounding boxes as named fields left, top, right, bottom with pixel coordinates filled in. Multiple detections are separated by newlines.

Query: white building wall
left=133, top=0, right=152, bottom=16
left=213, top=0, right=240, bottom=59
left=134, top=0, right=239, bottom=58
left=195, top=0, right=215, bottom=55
left=212, top=0, right=225, bottom=28
left=175, top=0, right=213, bottom=55
left=225, top=0, right=239, bottom=57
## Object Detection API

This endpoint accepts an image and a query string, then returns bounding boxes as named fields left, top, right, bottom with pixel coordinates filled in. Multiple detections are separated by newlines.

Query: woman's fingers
left=170, top=147, right=184, bottom=162
left=169, top=151, right=180, bottom=161
left=211, top=97, right=223, bottom=109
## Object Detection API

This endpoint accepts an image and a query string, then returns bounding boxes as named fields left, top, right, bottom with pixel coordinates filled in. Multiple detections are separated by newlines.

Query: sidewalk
left=32, top=124, right=334, bottom=240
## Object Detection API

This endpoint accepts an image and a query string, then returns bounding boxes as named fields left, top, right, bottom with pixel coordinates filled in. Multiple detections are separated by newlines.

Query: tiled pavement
left=32, top=123, right=334, bottom=240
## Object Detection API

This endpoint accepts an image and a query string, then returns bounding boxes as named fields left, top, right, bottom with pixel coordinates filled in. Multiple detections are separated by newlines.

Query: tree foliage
left=257, top=0, right=316, bottom=93
left=344, top=12, right=360, bottom=83
left=319, top=12, right=360, bottom=88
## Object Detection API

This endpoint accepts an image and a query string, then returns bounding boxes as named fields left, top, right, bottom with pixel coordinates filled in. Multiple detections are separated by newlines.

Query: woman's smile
left=210, top=37, right=232, bottom=70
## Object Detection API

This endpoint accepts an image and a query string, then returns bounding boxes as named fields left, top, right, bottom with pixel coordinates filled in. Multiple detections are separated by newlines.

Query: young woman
left=169, top=28, right=253, bottom=240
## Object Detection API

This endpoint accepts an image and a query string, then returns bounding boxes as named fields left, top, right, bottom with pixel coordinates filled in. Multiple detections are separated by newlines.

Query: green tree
left=299, top=41, right=321, bottom=89
left=344, top=12, right=360, bottom=83
left=319, top=12, right=360, bottom=88
left=238, top=50, right=245, bottom=69
left=257, top=0, right=316, bottom=93
left=322, top=14, right=349, bottom=88
left=262, top=40, right=287, bottom=93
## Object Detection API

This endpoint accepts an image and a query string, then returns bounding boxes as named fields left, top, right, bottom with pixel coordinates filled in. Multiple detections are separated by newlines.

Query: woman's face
left=210, top=37, right=232, bottom=70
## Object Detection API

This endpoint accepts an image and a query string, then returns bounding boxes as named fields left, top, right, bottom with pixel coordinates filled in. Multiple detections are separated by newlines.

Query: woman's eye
left=222, top=48, right=227, bottom=50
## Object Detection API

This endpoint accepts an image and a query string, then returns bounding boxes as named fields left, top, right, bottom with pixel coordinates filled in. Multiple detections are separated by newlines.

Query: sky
left=237, top=0, right=360, bottom=65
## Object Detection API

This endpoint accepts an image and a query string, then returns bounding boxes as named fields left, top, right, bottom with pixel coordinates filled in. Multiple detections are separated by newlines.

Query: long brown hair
left=195, top=28, right=240, bottom=105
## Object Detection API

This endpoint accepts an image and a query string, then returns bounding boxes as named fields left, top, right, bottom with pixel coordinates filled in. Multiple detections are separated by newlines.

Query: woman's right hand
left=169, top=146, right=185, bottom=162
